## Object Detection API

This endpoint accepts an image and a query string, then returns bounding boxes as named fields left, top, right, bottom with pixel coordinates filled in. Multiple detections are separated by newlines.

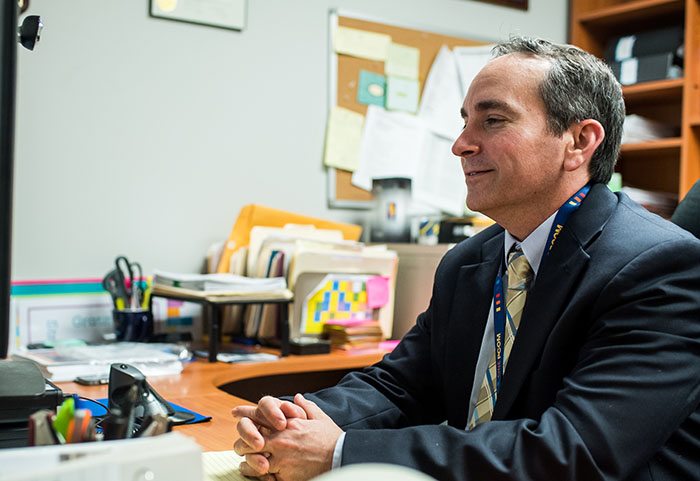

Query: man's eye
left=486, top=118, right=504, bottom=125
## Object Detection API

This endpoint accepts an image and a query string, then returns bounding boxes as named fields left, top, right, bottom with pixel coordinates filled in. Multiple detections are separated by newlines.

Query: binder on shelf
left=604, top=25, right=684, bottom=63
left=609, top=52, right=682, bottom=86
left=216, top=204, right=362, bottom=274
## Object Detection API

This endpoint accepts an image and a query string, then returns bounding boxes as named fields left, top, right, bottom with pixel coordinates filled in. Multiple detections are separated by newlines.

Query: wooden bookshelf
left=570, top=0, right=700, bottom=201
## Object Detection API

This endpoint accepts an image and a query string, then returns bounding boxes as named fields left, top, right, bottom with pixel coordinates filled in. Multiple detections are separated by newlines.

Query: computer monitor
left=0, top=0, right=18, bottom=359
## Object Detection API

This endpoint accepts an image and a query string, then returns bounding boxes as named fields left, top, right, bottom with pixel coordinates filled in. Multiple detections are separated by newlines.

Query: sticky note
left=334, top=26, right=391, bottom=61
left=323, top=106, right=365, bottom=172
left=385, top=43, right=420, bottom=80
left=358, top=70, right=386, bottom=107
left=366, top=276, right=390, bottom=309
left=386, top=76, right=420, bottom=113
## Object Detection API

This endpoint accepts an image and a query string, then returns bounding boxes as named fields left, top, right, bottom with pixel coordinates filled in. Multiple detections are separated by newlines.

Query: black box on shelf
left=604, top=25, right=684, bottom=64
left=609, top=52, right=682, bottom=85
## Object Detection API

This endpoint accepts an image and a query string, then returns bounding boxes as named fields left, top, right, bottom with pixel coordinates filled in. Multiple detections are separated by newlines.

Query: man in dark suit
left=232, top=37, right=700, bottom=481
left=671, top=179, right=700, bottom=238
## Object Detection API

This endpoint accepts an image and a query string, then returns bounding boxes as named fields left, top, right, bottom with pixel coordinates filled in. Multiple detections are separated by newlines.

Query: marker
left=52, top=397, right=75, bottom=442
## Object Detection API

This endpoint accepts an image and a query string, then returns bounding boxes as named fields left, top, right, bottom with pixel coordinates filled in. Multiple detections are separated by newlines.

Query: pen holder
left=113, top=309, right=153, bottom=342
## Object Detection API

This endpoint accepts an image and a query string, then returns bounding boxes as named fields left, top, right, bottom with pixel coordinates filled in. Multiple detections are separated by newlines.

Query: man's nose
left=451, top=127, right=479, bottom=158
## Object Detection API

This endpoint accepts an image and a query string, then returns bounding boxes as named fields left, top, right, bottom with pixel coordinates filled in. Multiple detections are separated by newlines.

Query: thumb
left=293, top=393, right=327, bottom=420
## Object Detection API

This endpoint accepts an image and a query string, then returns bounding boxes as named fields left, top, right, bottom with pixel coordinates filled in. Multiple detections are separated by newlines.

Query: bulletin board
left=327, top=10, right=488, bottom=208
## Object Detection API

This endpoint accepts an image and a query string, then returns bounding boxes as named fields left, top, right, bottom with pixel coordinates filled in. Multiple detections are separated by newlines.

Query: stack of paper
left=323, top=319, right=384, bottom=352
left=10, top=342, right=186, bottom=382
left=622, top=114, right=677, bottom=144
left=153, top=270, right=286, bottom=293
left=202, top=450, right=247, bottom=481
left=241, top=227, right=354, bottom=341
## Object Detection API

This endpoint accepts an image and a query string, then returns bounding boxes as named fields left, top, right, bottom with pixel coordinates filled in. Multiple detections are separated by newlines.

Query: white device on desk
left=0, top=432, right=203, bottom=481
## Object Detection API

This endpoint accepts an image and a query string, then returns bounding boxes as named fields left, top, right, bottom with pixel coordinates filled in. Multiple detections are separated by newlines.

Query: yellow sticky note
left=323, top=106, right=365, bottom=172
left=334, top=26, right=391, bottom=61
left=385, top=43, right=420, bottom=80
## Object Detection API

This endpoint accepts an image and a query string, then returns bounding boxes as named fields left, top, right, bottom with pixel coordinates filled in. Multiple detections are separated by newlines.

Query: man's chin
left=465, top=197, right=483, bottom=214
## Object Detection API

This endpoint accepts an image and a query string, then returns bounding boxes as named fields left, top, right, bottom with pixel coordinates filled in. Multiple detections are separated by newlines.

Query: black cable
left=77, top=395, right=110, bottom=414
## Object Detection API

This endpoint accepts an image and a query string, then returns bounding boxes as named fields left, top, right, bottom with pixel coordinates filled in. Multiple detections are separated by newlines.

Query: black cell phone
left=74, top=374, right=109, bottom=386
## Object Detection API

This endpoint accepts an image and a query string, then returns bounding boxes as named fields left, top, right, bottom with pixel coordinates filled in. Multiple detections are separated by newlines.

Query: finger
left=234, top=437, right=265, bottom=456
left=233, top=405, right=279, bottom=432
left=279, top=399, right=308, bottom=420
left=239, top=460, right=268, bottom=478
left=293, top=393, right=327, bottom=420
left=257, top=396, right=288, bottom=431
left=232, top=405, right=257, bottom=419
left=236, top=417, right=265, bottom=452
left=245, top=453, right=271, bottom=474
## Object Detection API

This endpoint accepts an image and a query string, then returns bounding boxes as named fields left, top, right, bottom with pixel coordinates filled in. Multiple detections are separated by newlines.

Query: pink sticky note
left=366, top=276, right=390, bottom=309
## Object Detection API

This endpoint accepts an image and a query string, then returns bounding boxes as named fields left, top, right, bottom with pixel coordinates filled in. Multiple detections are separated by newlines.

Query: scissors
left=102, top=268, right=129, bottom=309
left=104, top=256, right=143, bottom=309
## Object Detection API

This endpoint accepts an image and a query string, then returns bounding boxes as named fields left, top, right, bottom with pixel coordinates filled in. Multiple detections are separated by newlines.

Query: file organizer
left=287, top=246, right=398, bottom=340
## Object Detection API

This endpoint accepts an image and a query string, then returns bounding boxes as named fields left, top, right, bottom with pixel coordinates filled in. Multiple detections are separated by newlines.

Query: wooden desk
left=57, top=350, right=387, bottom=451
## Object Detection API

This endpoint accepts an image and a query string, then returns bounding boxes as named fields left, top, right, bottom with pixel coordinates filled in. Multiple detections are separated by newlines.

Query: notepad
left=203, top=450, right=247, bottom=481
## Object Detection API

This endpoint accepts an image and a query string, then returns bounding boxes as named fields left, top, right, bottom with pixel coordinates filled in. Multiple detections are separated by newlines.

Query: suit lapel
left=445, top=233, right=502, bottom=429
left=493, top=184, right=618, bottom=418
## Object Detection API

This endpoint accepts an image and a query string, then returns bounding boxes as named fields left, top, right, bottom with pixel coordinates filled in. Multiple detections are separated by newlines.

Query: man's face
left=451, top=54, right=571, bottom=221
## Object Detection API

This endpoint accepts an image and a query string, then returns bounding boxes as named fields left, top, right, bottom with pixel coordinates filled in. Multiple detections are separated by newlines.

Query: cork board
left=327, top=11, right=487, bottom=208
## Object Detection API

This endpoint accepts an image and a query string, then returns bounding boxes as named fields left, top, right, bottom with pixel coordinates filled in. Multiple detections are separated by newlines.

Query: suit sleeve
left=305, top=301, right=445, bottom=430
left=309, top=238, right=700, bottom=481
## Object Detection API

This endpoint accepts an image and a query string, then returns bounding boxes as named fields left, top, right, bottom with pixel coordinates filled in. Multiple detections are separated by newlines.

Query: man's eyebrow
left=461, top=100, right=518, bottom=119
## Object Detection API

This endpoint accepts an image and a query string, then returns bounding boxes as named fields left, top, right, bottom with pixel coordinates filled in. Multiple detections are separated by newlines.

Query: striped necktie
left=469, top=246, right=533, bottom=429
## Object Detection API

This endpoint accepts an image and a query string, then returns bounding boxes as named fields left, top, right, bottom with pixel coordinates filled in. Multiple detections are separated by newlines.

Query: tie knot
left=507, top=247, right=533, bottom=290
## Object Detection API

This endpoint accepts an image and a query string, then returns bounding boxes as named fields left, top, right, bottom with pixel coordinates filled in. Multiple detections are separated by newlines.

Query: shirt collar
left=503, top=209, right=558, bottom=276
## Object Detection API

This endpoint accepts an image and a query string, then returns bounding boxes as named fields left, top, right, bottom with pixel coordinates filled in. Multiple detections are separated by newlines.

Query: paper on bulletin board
left=453, top=44, right=494, bottom=95
left=386, top=76, right=420, bottom=113
left=418, top=46, right=465, bottom=139
left=385, top=43, right=420, bottom=80
left=357, top=70, right=386, bottom=107
left=334, top=26, right=391, bottom=61
left=323, top=106, right=365, bottom=172
left=351, top=105, right=466, bottom=216
left=351, top=105, right=426, bottom=191
left=413, top=133, right=467, bottom=216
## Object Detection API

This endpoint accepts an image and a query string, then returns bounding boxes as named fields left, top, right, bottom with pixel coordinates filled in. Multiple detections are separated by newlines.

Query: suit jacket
left=306, top=184, right=700, bottom=481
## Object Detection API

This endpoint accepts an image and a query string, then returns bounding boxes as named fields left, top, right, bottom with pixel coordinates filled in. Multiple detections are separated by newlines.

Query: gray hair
left=493, top=36, right=625, bottom=184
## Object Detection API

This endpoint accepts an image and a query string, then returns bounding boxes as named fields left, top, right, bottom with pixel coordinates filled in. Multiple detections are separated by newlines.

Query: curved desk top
left=57, top=350, right=387, bottom=451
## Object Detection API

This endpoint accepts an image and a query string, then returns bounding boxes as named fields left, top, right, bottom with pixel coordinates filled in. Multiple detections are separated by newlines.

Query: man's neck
left=498, top=182, right=590, bottom=240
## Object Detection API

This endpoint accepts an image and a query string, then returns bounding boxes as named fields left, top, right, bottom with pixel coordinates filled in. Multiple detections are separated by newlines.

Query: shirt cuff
left=332, top=431, right=346, bottom=469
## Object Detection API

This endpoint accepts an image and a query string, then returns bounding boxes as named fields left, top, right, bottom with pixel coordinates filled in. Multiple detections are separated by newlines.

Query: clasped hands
left=232, top=394, right=343, bottom=481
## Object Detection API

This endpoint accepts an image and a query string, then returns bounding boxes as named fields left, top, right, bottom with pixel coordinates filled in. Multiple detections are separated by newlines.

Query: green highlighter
left=52, top=397, right=75, bottom=442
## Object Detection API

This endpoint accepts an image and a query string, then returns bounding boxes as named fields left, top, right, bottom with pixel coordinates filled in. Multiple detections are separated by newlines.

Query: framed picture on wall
left=472, top=0, right=528, bottom=10
left=150, top=0, right=247, bottom=31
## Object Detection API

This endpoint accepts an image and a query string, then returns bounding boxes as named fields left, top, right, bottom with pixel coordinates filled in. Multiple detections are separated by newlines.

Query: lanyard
left=491, top=184, right=590, bottom=392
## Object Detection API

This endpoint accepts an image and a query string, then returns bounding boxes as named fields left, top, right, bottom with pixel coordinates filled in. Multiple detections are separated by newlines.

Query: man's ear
left=564, top=119, right=605, bottom=172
